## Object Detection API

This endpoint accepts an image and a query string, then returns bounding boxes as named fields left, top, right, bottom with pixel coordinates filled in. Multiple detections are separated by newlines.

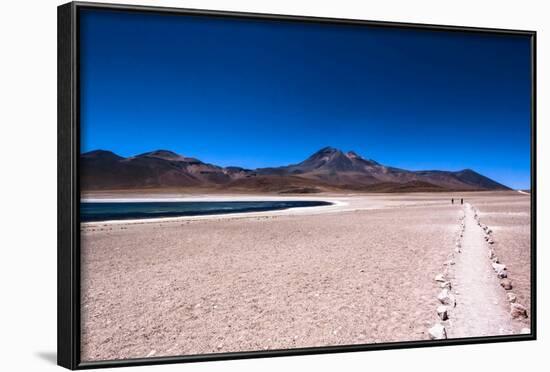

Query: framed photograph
left=58, top=1, right=536, bottom=369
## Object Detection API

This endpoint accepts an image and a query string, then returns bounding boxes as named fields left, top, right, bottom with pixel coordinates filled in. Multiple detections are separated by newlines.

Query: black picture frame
left=58, top=1, right=537, bottom=370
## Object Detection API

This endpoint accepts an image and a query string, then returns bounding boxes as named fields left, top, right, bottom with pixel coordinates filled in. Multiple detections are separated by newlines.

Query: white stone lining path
left=428, top=203, right=529, bottom=340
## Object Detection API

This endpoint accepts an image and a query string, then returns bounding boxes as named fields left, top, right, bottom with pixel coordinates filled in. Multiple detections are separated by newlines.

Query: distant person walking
left=452, top=198, right=454, bottom=204
left=461, top=198, right=464, bottom=205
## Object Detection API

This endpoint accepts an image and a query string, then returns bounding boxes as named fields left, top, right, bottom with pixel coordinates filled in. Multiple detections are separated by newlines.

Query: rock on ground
left=428, top=323, right=447, bottom=340
left=492, top=263, right=506, bottom=273
left=437, top=289, right=452, bottom=305
left=437, top=305, right=449, bottom=321
left=500, top=279, right=513, bottom=290
left=510, top=303, right=528, bottom=319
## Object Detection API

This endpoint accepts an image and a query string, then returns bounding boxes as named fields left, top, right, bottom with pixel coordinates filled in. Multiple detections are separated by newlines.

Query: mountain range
left=80, top=147, right=510, bottom=193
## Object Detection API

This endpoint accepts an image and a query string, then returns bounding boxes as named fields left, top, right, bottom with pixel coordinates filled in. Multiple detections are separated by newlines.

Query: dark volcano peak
left=307, top=146, right=344, bottom=159
left=289, top=147, right=357, bottom=173
left=317, top=146, right=339, bottom=153
left=135, top=149, right=203, bottom=163
left=137, top=149, right=182, bottom=159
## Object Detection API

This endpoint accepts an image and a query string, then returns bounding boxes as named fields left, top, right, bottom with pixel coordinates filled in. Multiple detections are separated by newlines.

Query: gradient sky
left=80, top=9, right=532, bottom=189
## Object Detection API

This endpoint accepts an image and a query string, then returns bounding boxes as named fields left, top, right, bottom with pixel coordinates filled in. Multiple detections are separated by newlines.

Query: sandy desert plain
left=80, top=190, right=532, bottom=361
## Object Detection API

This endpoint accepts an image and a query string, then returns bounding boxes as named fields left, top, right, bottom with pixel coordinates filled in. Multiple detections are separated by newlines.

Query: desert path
left=447, top=203, right=516, bottom=338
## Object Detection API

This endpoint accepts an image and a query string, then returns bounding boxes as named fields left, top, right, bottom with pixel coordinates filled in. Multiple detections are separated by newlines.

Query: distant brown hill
left=80, top=147, right=510, bottom=193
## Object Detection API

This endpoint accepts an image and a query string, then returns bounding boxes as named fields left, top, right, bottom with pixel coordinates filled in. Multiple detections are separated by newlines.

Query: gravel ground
left=466, top=193, right=531, bottom=326
left=446, top=203, right=526, bottom=339
left=80, top=192, right=531, bottom=361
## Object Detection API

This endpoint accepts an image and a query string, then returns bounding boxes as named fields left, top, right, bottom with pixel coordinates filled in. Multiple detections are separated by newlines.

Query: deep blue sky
left=80, top=9, right=532, bottom=189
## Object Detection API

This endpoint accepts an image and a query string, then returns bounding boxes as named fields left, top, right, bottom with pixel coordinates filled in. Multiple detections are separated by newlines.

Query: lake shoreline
left=81, top=195, right=355, bottom=226
left=80, top=200, right=334, bottom=223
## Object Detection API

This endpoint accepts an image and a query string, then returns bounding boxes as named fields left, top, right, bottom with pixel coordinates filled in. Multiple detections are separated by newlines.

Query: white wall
left=0, top=0, right=546, bottom=370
